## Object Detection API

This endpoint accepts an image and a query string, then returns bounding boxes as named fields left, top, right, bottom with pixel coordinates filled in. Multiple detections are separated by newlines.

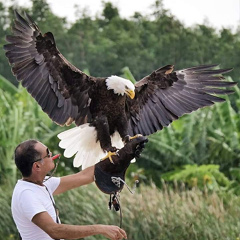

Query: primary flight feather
left=4, top=11, right=237, bottom=169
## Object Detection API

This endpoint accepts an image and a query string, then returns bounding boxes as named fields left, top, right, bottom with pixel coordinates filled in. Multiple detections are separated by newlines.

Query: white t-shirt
left=11, top=177, right=61, bottom=240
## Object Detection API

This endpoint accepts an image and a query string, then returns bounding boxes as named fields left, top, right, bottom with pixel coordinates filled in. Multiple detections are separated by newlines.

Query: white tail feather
left=59, top=134, right=79, bottom=149
left=57, top=124, right=124, bottom=169
left=58, top=125, right=85, bottom=139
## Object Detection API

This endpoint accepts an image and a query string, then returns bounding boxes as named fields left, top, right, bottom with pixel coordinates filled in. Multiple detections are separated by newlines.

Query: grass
left=55, top=181, right=240, bottom=240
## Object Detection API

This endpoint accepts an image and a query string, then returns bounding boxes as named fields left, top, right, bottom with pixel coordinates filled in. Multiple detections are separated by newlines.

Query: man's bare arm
left=53, top=166, right=95, bottom=195
left=32, top=211, right=127, bottom=240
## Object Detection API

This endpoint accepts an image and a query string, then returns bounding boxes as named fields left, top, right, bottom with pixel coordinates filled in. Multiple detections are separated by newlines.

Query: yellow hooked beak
left=126, top=89, right=135, bottom=99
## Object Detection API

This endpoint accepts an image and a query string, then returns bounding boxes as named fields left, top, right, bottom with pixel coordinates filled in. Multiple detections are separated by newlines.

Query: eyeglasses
left=32, top=148, right=52, bottom=164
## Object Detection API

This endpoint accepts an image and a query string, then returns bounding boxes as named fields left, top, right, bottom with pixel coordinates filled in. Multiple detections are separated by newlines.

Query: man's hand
left=100, top=225, right=127, bottom=240
left=94, top=136, right=148, bottom=194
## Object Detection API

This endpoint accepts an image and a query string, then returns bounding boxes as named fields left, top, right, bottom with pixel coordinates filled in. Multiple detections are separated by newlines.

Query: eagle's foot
left=101, top=151, right=118, bottom=164
left=124, top=134, right=143, bottom=143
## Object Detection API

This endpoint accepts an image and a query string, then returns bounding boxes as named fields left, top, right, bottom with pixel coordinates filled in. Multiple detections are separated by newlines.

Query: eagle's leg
left=123, top=134, right=143, bottom=143
left=92, top=115, right=118, bottom=164
left=115, top=115, right=143, bottom=145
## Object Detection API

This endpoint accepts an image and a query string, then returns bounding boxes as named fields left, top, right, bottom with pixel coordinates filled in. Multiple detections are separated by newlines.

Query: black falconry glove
left=94, top=135, right=148, bottom=195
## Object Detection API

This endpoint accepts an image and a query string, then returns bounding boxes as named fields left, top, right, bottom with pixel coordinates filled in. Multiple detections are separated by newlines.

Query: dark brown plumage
left=4, top=11, right=237, bottom=168
left=127, top=65, right=236, bottom=136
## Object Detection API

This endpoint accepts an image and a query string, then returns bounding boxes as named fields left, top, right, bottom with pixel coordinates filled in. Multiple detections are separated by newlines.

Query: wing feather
left=137, top=113, right=148, bottom=135
left=142, top=104, right=157, bottom=133
left=134, top=107, right=147, bottom=135
left=36, top=83, right=51, bottom=105
left=127, top=65, right=237, bottom=136
left=4, top=11, right=94, bottom=126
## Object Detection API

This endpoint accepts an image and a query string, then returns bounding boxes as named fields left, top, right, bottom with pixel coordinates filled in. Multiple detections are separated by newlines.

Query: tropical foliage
left=161, top=164, right=231, bottom=190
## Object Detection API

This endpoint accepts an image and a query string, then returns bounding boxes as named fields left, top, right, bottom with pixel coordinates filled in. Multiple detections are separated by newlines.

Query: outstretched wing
left=4, top=11, right=94, bottom=126
left=127, top=64, right=237, bottom=136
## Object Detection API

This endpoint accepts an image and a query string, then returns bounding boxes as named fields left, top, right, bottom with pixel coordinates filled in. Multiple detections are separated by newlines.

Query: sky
left=5, top=0, right=240, bottom=31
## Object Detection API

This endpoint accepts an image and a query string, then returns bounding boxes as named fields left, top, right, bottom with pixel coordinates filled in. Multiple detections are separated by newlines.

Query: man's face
left=34, top=142, right=55, bottom=173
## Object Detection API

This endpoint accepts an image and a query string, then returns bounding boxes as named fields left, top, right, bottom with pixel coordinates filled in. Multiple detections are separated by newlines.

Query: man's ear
left=32, top=162, right=41, bottom=171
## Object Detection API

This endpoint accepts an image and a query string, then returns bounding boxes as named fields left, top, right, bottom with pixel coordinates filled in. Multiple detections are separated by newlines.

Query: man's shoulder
left=12, top=180, right=40, bottom=199
left=44, top=176, right=60, bottom=186
left=13, top=180, right=31, bottom=193
left=44, top=177, right=61, bottom=193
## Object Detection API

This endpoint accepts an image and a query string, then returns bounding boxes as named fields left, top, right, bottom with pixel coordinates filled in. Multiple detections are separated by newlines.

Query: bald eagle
left=4, top=11, right=237, bottom=169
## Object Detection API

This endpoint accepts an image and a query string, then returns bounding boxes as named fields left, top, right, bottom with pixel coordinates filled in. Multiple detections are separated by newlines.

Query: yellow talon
left=129, top=134, right=143, bottom=140
left=101, top=151, right=118, bottom=164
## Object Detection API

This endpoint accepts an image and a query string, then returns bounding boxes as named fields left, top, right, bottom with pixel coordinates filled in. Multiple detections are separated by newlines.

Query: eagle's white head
left=106, top=75, right=135, bottom=99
